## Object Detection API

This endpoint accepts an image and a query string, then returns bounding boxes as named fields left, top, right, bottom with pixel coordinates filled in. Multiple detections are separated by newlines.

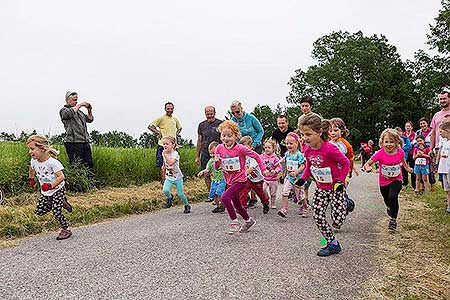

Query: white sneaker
left=228, top=221, right=240, bottom=235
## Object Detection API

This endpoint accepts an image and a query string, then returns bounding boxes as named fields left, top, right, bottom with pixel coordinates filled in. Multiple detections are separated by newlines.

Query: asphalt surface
left=0, top=172, right=384, bottom=300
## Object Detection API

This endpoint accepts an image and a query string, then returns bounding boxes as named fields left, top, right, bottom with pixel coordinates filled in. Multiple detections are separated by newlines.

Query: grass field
left=0, top=142, right=199, bottom=195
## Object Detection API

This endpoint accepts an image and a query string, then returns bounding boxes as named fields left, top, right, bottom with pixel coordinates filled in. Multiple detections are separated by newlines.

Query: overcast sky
left=0, top=0, right=442, bottom=142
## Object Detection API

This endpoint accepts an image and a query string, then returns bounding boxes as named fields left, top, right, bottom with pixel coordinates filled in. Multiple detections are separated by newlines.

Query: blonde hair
left=440, top=119, right=450, bottom=131
left=208, top=141, right=219, bottom=151
left=329, top=117, right=350, bottom=138
left=263, top=139, right=277, bottom=149
left=218, top=120, right=241, bottom=138
left=239, top=136, right=253, bottom=147
left=26, top=135, right=59, bottom=158
left=161, top=136, right=177, bottom=149
left=379, top=128, right=403, bottom=148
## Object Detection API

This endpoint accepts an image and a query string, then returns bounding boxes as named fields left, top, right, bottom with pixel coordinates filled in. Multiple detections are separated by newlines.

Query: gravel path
left=0, top=172, right=384, bottom=300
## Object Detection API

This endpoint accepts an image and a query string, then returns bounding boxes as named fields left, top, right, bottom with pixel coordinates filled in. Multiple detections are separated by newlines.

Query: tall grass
left=0, top=142, right=199, bottom=195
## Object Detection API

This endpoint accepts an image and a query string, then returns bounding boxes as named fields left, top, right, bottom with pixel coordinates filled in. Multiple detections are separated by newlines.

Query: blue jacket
left=231, top=112, right=264, bottom=147
left=401, top=136, right=412, bottom=159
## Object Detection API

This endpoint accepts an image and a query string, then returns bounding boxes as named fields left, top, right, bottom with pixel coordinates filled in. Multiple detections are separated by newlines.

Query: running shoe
left=271, top=204, right=277, bottom=209
left=212, top=205, right=225, bottom=213
left=388, top=218, right=397, bottom=231
left=183, top=204, right=191, bottom=214
left=277, top=208, right=288, bottom=218
left=263, top=204, right=270, bottom=214
left=56, top=229, right=72, bottom=240
left=239, top=217, right=256, bottom=233
left=317, top=240, right=341, bottom=257
left=165, top=195, right=173, bottom=208
left=345, top=196, right=355, bottom=213
left=228, top=221, right=240, bottom=235
left=298, top=204, right=309, bottom=217
left=62, top=199, right=73, bottom=213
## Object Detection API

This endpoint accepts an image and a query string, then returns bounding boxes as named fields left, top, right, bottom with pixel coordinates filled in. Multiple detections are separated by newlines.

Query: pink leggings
left=263, top=180, right=278, bottom=204
left=222, top=181, right=250, bottom=221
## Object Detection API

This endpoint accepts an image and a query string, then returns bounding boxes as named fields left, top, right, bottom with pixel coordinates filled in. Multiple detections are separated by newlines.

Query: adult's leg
left=82, top=143, right=94, bottom=173
left=64, top=143, right=83, bottom=164
left=156, top=145, right=165, bottom=181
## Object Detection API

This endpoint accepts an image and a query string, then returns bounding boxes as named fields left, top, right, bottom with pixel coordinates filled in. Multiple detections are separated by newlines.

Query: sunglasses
left=232, top=110, right=242, bottom=115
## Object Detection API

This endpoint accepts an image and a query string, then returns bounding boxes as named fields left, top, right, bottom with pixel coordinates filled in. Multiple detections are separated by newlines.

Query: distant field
left=0, top=142, right=198, bottom=195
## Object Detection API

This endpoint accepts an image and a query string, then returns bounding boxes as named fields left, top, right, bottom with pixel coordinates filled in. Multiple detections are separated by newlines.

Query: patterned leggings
left=35, top=188, right=69, bottom=230
left=312, top=188, right=347, bottom=243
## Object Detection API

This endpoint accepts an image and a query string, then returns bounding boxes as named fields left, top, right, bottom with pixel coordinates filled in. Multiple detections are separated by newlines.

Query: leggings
left=312, top=188, right=347, bottom=243
left=263, top=180, right=278, bottom=205
left=222, top=181, right=250, bottom=221
left=239, top=180, right=269, bottom=207
left=35, top=188, right=69, bottom=230
left=163, top=178, right=189, bottom=205
left=379, top=180, right=402, bottom=219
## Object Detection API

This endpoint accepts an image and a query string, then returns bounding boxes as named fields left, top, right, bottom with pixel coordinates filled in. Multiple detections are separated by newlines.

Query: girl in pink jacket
left=260, top=139, right=282, bottom=209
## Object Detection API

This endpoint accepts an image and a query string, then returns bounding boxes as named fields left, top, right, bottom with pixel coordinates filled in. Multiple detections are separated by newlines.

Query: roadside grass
left=367, top=186, right=450, bottom=300
left=0, top=178, right=208, bottom=245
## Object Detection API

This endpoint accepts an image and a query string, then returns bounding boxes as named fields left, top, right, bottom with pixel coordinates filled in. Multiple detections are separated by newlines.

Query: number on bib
left=415, top=158, right=427, bottom=166
left=222, top=157, right=241, bottom=171
left=310, top=166, right=333, bottom=184
left=286, top=160, right=299, bottom=172
left=381, top=164, right=401, bottom=178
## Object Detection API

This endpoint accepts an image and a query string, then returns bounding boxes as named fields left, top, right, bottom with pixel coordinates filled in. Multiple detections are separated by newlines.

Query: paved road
left=0, top=172, right=384, bottom=300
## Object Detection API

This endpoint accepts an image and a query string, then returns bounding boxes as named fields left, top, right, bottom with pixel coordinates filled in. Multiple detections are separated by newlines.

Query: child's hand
left=263, top=170, right=270, bottom=177
left=197, top=170, right=204, bottom=177
left=289, top=171, right=297, bottom=177
left=362, top=164, right=372, bottom=173
left=41, top=183, right=53, bottom=191
left=354, top=169, right=360, bottom=176
left=29, top=178, right=36, bottom=187
left=407, top=167, right=414, bottom=174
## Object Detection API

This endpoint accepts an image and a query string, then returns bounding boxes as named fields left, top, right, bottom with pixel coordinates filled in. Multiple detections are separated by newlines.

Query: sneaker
left=183, top=204, right=191, bottom=214
left=239, top=217, right=256, bottom=233
left=206, top=198, right=214, bottom=202
left=263, top=204, right=270, bottom=214
left=248, top=199, right=258, bottom=208
left=291, top=193, right=299, bottom=204
left=212, top=205, right=225, bottom=213
left=62, top=199, right=73, bottom=213
left=345, top=196, right=355, bottom=213
left=228, top=221, right=240, bottom=235
left=388, top=218, right=397, bottom=231
left=317, top=240, right=341, bottom=257
left=165, top=195, right=173, bottom=208
left=277, top=208, right=287, bottom=218
left=56, top=229, right=72, bottom=240
left=271, top=204, right=277, bottom=209
left=298, top=204, right=309, bottom=217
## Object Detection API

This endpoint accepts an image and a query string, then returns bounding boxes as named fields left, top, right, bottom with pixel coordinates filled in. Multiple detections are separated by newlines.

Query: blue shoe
left=317, top=240, right=341, bottom=257
left=345, top=196, right=355, bottom=213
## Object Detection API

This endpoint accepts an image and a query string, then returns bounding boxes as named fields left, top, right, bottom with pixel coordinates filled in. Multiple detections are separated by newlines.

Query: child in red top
left=296, top=115, right=350, bottom=257
left=363, top=128, right=413, bottom=232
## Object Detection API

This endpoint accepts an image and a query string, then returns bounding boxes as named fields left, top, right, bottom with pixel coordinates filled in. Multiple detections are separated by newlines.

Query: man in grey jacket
left=60, top=91, right=94, bottom=172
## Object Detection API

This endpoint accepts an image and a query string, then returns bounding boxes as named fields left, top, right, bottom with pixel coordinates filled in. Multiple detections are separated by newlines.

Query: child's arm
left=353, top=163, right=359, bottom=176
left=292, top=163, right=305, bottom=177
left=246, top=166, right=255, bottom=175
left=29, top=166, right=35, bottom=179
left=362, top=159, right=374, bottom=172
left=52, top=170, right=65, bottom=188
left=273, top=157, right=282, bottom=174
left=163, top=152, right=177, bottom=166
left=240, top=145, right=268, bottom=175
left=401, top=157, right=413, bottom=173
left=197, top=169, right=207, bottom=177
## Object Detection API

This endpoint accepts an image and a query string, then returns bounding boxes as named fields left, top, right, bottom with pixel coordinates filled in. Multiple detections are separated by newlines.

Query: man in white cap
left=60, top=91, right=94, bottom=173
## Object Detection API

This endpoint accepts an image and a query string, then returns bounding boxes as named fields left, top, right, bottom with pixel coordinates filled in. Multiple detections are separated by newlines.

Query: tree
left=428, top=0, right=450, bottom=55
left=138, top=132, right=158, bottom=148
left=252, top=105, right=277, bottom=140
left=287, top=31, right=420, bottom=143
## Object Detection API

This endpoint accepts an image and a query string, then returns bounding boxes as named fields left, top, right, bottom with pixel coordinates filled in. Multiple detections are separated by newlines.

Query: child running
left=413, top=135, right=431, bottom=194
left=329, top=117, right=356, bottom=211
left=239, top=136, right=271, bottom=214
left=278, top=132, right=308, bottom=218
left=260, top=139, right=282, bottom=209
left=197, top=141, right=225, bottom=213
left=27, top=135, right=73, bottom=240
left=437, top=120, right=450, bottom=214
left=214, top=120, right=269, bottom=234
left=161, top=136, right=191, bottom=213
left=363, top=129, right=413, bottom=231
left=296, top=115, right=350, bottom=256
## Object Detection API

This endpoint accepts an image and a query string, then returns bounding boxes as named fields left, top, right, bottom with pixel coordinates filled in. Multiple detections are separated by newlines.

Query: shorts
left=414, top=165, right=430, bottom=175
left=208, top=179, right=226, bottom=198
left=305, top=177, right=313, bottom=188
left=442, top=173, right=450, bottom=191
left=156, top=145, right=164, bottom=168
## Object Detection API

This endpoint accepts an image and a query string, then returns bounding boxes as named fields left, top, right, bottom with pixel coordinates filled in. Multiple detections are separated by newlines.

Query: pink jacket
left=214, top=143, right=267, bottom=185
left=260, top=153, right=282, bottom=181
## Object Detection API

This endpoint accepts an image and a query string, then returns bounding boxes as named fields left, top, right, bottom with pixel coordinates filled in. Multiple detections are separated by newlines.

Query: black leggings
left=379, top=180, right=402, bottom=219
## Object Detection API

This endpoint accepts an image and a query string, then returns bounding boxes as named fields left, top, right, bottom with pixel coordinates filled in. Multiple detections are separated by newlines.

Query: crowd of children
left=26, top=107, right=450, bottom=257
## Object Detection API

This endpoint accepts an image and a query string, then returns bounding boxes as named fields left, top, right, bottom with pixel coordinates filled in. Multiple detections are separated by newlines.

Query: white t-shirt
left=245, top=157, right=264, bottom=182
left=164, top=151, right=183, bottom=181
left=30, top=157, right=65, bottom=196
left=438, top=138, right=450, bottom=174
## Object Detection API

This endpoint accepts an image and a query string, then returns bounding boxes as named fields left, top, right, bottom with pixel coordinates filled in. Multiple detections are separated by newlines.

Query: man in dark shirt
left=271, top=115, right=295, bottom=157
left=59, top=91, right=94, bottom=173
left=195, top=106, right=223, bottom=191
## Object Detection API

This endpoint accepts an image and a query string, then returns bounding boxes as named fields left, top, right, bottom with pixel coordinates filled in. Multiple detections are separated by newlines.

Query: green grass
left=0, top=142, right=199, bottom=195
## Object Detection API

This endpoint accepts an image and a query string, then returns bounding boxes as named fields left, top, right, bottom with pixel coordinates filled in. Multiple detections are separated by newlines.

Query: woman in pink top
left=363, top=128, right=413, bottom=232
left=296, top=115, right=350, bottom=257
left=214, top=120, right=269, bottom=235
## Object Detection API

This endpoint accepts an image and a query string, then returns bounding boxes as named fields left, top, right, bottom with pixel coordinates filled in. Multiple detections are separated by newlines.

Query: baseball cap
left=65, top=91, right=77, bottom=99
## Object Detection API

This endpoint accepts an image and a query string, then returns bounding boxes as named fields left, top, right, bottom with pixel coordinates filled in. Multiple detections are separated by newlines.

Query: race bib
left=222, top=157, right=240, bottom=171
left=415, top=158, right=427, bottom=166
left=381, top=164, right=401, bottom=178
left=286, top=160, right=299, bottom=172
left=310, top=166, right=333, bottom=184
left=441, top=149, right=449, bottom=158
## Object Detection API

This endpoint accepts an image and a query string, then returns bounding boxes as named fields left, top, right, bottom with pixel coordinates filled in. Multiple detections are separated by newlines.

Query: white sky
left=0, top=0, right=442, bottom=142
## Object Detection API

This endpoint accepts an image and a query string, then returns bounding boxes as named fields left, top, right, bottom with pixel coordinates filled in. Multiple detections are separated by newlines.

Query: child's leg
left=35, top=194, right=52, bottom=216
left=379, top=184, right=391, bottom=216
left=216, top=180, right=226, bottom=205
left=209, top=181, right=218, bottom=200
left=222, top=182, right=249, bottom=221
left=415, top=174, right=421, bottom=192
left=252, top=181, right=269, bottom=205
left=280, top=181, right=292, bottom=211
left=267, top=181, right=278, bottom=206
left=293, top=185, right=306, bottom=206
left=312, top=188, right=334, bottom=243
left=387, top=181, right=402, bottom=219
left=422, top=174, right=430, bottom=192
left=162, top=179, right=174, bottom=199
left=446, top=191, right=450, bottom=210
left=174, top=178, right=189, bottom=205
left=50, top=189, right=69, bottom=230
left=239, top=181, right=252, bottom=207
left=330, top=190, right=347, bottom=227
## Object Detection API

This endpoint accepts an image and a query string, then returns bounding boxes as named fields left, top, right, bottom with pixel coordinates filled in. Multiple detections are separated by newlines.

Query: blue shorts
left=414, top=164, right=430, bottom=175
left=208, top=179, right=226, bottom=198
left=156, top=145, right=164, bottom=168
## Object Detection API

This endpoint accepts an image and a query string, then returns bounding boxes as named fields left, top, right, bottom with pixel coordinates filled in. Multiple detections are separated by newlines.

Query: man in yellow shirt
left=148, top=102, right=182, bottom=181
